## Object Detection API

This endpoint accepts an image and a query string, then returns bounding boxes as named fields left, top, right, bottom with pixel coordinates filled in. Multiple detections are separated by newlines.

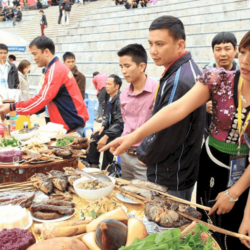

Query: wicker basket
left=0, top=158, right=78, bottom=183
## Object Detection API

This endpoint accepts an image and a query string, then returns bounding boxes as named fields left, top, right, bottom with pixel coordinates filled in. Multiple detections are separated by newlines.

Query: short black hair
left=149, top=15, right=186, bottom=41
left=8, top=55, right=16, bottom=61
left=109, top=74, right=122, bottom=90
left=63, top=52, right=75, bottom=62
left=117, top=44, right=147, bottom=66
left=212, top=32, right=237, bottom=50
left=29, top=36, right=55, bottom=55
left=39, top=9, right=44, bottom=13
left=0, top=44, right=8, bottom=52
left=93, top=71, right=99, bottom=77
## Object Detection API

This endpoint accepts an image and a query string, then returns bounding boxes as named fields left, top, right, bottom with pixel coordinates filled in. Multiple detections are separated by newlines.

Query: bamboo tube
left=179, top=212, right=250, bottom=242
left=129, top=183, right=211, bottom=211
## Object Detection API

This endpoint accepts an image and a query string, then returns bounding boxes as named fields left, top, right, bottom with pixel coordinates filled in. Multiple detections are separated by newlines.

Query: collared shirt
left=0, top=61, right=10, bottom=88
left=92, top=73, right=109, bottom=95
left=120, top=76, right=158, bottom=147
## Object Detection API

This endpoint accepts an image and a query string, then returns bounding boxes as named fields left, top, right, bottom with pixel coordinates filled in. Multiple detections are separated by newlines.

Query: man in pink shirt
left=118, top=44, right=158, bottom=180
left=92, top=72, right=109, bottom=122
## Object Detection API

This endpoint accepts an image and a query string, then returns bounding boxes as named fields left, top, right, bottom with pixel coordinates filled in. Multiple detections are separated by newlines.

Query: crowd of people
left=115, top=0, right=148, bottom=9
left=1, top=9, right=250, bottom=250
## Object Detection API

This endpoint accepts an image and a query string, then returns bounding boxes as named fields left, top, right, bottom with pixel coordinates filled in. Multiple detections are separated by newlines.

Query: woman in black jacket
left=39, top=10, right=47, bottom=36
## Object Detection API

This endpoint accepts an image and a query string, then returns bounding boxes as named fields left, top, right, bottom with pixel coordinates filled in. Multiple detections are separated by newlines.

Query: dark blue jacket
left=137, top=52, right=205, bottom=191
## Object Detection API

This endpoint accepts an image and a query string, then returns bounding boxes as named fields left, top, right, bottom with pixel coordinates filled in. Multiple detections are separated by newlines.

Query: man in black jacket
left=61, top=0, right=73, bottom=26
left=101, top=16, right=205, bottom=201
left=136, top=16, right=205, bottom=201
left=13, top=6, right=22, bottom=26
left=0, top=44, right=19, bottom=89
left=87, top=74, right=124, bottom=170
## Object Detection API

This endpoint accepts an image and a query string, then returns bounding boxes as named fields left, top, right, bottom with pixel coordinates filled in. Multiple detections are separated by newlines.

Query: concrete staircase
left=2, top=0, right=250, bottom=97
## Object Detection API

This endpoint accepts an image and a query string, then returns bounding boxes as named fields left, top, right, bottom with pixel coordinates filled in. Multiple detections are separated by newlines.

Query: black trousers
left=87, top=130, right=114, bottom=170
left=96, top=87, right=108, bottom=119
left=58, top=8, right=62, bottom=24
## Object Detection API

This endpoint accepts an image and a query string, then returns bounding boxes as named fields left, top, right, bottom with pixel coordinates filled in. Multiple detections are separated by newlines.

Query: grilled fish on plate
left=48, top=170, right=68, bottom=192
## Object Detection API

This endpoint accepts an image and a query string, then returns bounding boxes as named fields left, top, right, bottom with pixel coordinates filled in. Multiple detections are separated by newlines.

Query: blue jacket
left=137, top=52, right=205, bottom=191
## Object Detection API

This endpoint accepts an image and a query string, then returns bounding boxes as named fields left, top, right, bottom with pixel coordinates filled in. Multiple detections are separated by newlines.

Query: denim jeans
left=167, top=185, right=195, bottom=201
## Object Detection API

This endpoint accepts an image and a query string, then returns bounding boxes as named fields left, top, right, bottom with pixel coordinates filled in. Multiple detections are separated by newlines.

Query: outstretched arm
left=100, top=81, right=210, bottom=155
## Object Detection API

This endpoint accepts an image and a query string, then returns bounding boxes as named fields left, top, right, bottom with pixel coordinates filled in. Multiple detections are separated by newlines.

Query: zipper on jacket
left=176, top=124, right=192, bottom=190
left=155, top=163, right=158, bottom=183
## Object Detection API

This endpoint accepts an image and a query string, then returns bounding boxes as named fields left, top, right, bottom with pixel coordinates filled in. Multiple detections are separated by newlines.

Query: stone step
left=67, top=8, right=250, bottom=35
left=91, top=0, right=238, bottom=17
left=80, top=0, right=245, bottom=24
left=56, top=18, right=250, bottom=43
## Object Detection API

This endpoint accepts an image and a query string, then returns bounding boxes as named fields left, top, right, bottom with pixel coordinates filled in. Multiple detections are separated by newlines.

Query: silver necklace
left=241, top=94, right=250, bottom=104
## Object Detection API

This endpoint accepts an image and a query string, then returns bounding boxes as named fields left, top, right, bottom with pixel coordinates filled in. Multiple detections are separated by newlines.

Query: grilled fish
left=29, top=173, right=47, bottom=181
left=30, top=203, right=75, bottom=215
left=68, top=175, right=80, bottom=186
left=63, top=167, right=76, bottom=175
left=29, top=173, right=53, bottom=194
left=120, top=185, right=153, bottom=200
left=67, top=185, right=76, bottom=194
left=48, top=170, right=67, bottom=192
left=130, top=179, right=167, bottom=192
left=145, top=199, right=202, bottom=228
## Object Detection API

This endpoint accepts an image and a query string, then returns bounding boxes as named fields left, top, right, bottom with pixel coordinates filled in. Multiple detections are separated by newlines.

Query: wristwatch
left=224, top=189, right=238, bottom=202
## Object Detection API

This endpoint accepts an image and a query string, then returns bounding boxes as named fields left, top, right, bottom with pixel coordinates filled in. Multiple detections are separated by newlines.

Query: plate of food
left=116, top=192, right=141, bottom=204
left=0, top=137, right=22, bottom=149
left=30, top=209, right=76, bottom=223
left=24, top=212, right=33, bottom=230
left=22, top=142, right=48, bottom=153
left=11, top=129, right=35, bottom=141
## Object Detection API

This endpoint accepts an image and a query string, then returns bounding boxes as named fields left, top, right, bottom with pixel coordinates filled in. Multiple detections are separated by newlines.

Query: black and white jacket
left=137, top=52, right=205, bottom=191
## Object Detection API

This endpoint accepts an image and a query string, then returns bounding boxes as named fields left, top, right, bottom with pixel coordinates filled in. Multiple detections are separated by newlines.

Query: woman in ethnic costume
left=101, top=31, right=250, bottom=250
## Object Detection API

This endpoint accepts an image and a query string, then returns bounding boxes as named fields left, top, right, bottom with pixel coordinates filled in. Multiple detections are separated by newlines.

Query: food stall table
left=28, top=191, right=221, bottom=250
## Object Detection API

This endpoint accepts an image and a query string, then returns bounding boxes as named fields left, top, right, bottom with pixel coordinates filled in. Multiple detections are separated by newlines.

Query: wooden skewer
left=129, top=183, right=211, bottom=211
left=0, top=180, right=35, bottom=187
left=0, top=181, right=34, bottom=189
left=115, top=186, right=156, bottom=204
left=116, top=191, right=145, bottom=205
left=0, top=186, right=33, bottom=192
left=179, top=212, right=250, bottom=242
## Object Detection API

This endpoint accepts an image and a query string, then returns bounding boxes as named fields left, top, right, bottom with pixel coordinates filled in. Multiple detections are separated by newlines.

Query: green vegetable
left=56, top=137, right=74, bottom=147
left=88, top=210, right=103, bottom=219
left=0, top=137, right=22, bottom=148
left=119, top=223, right=215, bottom=250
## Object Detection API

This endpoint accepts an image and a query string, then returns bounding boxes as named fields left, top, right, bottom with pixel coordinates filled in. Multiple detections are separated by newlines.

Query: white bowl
left=73, top=176, right=115, bottom=201
left=11, top=130, right=35, bottom=141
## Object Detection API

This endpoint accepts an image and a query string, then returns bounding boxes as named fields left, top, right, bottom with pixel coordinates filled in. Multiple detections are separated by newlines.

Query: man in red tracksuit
left=0, top=36, right=89, bottom=135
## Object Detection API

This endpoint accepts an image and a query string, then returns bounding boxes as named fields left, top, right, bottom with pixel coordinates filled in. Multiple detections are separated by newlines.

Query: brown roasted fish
left=130, top=179, right=167, bottom=192
left=68, top=175, right=80, bottom=186
left=31, top=211, right=63, bottom=220
left=34, top=178, right=53, bottom=195
left=29, top=173, right=53, bottom=194
left=30, top=203, right=75, bottom=215
left=145, top=199, right=202, bottom=228
left=53, top=148, right=72, bottom=158
left=67, top=185, right=76, bottom=194
left=45, top=199, right=75, bottom=208
left=63, top=167, right=76, bottom=175
left=120, top=185, right=154, bottom=200
left=49, top=193, right=73, bottom=201
left=48, top=170, right=68, bottom=192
